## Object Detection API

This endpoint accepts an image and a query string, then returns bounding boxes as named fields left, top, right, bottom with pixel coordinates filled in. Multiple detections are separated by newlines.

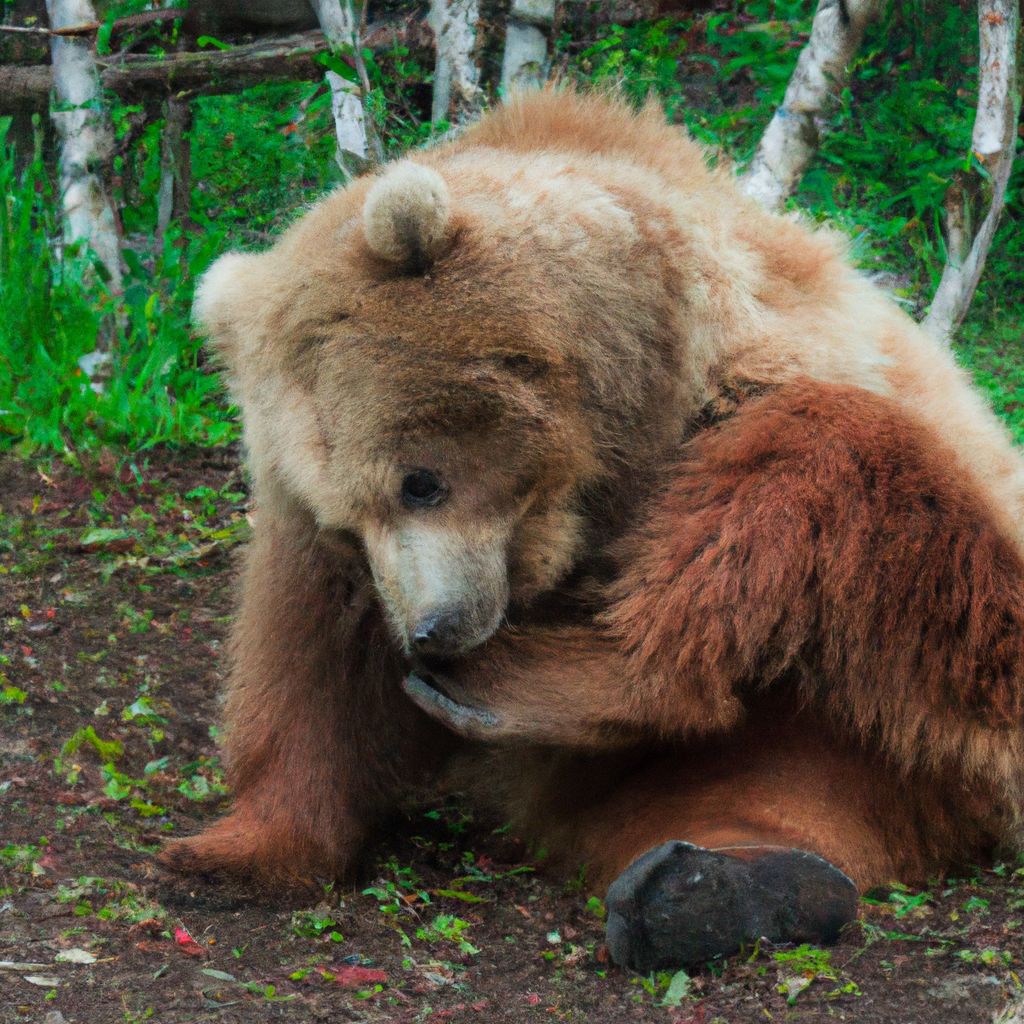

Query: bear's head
left=196, top=149, right=696, bottom=658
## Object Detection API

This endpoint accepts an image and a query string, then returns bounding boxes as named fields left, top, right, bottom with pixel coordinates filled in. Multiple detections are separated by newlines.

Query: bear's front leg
left=161, top=511, right=457, bottom=883
left=404, top=624, right=742, bottom=746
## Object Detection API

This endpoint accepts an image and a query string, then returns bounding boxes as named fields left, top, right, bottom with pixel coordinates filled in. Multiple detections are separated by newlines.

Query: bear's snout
left=411, top=609, right=470, bottom=658
left=363, top=519, right=511, bottom=658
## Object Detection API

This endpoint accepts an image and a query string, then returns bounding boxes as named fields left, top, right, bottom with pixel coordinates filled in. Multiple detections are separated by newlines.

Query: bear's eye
left=400, top=469, right=449, bottom=510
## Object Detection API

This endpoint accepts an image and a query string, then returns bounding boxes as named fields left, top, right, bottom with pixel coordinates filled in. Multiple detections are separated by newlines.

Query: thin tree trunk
left=429, top=0, right=481, bottom=123
left=922, top=0, right=1020, bottom=346
left=308, top=0, right=375, bottom=177
left=45, top=0, right=123, bottom=382
left=156, top=95, right=191, bottom=241
left=501, top=0, right=555, bottom=94
left=740, top=0, right=881, bottom=210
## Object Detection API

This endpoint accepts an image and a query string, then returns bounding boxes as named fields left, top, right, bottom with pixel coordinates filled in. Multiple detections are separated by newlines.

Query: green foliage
left=0, top=838, right=48, bottom=875
left=415, top=913, right=480, bottom=955
left=291, top=907, right=345, bottom=941
left=55, top=724, right=124, bottom=781
left=957, top=311, right=1024, bottom=445
left=0, top=682, right=27, bottom=705
left=191, top=83, right=339, bottom=235
left=0, top=118, right=233, bottom=453
left=771, top=943, right=862, bottom=1003
left=2, top=0, right=1023, bottom=455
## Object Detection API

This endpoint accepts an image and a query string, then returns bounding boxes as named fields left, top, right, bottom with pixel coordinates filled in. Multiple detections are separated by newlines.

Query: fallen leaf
left=135, top=941, right=173, bottom=954
left=662, top=968, right=691, bottom=1007
left=330, top=965, right=388, bottom=989
left=201, top=968, right=237, bottom=983
left=174, top=925, right=205, bottom=957
left=78, top=527, right=135, bottom=553
left=54, top=948, right=96, bottom=964
left=23, top=975, right=60, bottom=987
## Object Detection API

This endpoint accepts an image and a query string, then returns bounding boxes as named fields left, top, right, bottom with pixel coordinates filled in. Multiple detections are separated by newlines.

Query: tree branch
left=922, top=0, right=1021, bottom=345
left=0, top=20, right=431, bottom=112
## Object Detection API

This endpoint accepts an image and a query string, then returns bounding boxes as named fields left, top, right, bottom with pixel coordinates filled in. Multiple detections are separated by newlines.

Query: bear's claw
left=403, top=672, right=502, bottom=738
left=605, top=840, right=858, bottom=971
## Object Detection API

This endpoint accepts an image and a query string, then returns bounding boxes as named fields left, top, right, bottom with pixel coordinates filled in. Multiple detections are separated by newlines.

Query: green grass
left=0, top=119, right=233, bottom=453
left=566, top=0, right=1024, bottom=439
left=1, top=0, right=1022, bottom=454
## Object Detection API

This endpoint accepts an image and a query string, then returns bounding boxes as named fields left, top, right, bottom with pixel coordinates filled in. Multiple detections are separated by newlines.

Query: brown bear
left=163, top=89, right=1024, bottom=971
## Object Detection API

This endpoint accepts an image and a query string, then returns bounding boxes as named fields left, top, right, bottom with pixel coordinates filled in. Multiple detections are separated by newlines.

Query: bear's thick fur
left=164, top=90, right=1024, bottom=966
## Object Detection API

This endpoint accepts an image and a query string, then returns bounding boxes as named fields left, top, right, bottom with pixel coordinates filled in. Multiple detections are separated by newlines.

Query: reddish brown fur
left=165, top=379, right=1022, bottom=892
left=461, top=700, right=992, bottom=891
left=164, top=91, right=1024, bottom=897
left=163, top=510, right=457, bottom=881
left=425, top=381, right=1022, bottom=888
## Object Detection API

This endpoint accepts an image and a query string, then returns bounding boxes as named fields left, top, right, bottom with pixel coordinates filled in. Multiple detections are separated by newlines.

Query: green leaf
left=661, top=969, right=691, bottom=1007
left=314, top=51, right=360, bottom=83
left=433, top=888, right=486, bottom=903
left=79, top=527, right=132, bottom=547
left=197, top=35, right=233, bottom=52
left=202, top=968, right=238, bottom=983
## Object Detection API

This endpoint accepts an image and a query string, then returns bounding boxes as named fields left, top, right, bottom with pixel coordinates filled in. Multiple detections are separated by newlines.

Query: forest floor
left=2, top=450, right=1023, bottom=1024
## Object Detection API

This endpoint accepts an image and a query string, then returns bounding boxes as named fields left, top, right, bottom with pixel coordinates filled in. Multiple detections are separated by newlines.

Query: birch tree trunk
left=922, top=0, right=1020, bottom=346
left=308, top=0, right=372, bottom=177
left=156, top=95, right=191, bottom=241
left=740, top=0, right=881, bottom=210
left=501, top=0, right=555, bottom=94
left=45, top=0, right=123, bottom=380
left=428, top=0, right=481, bottom=123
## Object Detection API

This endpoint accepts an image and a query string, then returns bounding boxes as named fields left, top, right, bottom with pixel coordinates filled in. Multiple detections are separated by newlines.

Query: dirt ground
left=2, top=450, right=1023, bottom=1024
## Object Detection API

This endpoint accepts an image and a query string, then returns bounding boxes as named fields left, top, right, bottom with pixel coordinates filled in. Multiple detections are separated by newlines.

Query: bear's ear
left=363, top=162, right=451, bottom=271
left=193, top=251, right=264, bottom=374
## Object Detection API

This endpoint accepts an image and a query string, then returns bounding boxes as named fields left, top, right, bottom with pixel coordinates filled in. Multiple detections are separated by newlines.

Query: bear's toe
left=605, top=840, right=857, bottom=971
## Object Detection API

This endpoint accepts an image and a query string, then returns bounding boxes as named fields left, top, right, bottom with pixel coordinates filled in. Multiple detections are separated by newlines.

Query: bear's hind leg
left=606, top=841, right=856, bottom=971
left=510, top=702, right=994, bottom=970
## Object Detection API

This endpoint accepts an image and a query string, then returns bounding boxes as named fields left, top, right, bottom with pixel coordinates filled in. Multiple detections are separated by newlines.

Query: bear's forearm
left=404, top=624, right=742, bottom=746
left=163, top=515, right=456, bottom=880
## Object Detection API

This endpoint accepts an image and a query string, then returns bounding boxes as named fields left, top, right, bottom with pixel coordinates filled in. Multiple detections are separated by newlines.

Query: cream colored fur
left=195, top=88, right=1024, bottom=562
left=363, top=162, right=451, bottom=265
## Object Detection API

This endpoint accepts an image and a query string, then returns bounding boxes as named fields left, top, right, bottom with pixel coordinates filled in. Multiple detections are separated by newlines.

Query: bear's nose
left=412, top=611, right=463, bottom=656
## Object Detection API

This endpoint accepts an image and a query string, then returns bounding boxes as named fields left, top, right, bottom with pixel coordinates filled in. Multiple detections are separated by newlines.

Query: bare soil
left=2, top=451, right=1023, bottom=1024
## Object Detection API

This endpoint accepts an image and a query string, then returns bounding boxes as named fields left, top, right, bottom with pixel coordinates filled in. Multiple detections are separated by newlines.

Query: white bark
left=308, top=0, right=370, bottom=175
left=45, top=0, right=122, bottom=298
left=157, top=96, right=190, bottom=241
left=923, top=0, right=1020, bottom=346
left=501, top=0, right=555, bottom=95
left=429, top=0, right=481, bottom=123
left=740, top=0, right=881, bottom=210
